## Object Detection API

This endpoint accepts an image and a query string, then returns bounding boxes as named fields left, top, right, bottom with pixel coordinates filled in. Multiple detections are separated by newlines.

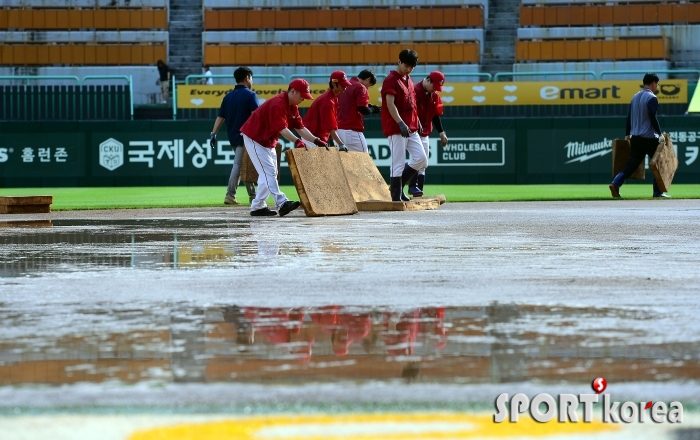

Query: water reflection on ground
left=0, top=219, right=308, bottom=276
left=2, top=303, right=698, bottom=387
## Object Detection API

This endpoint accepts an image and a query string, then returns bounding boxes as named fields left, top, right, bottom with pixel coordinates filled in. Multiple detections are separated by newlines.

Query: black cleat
left=250, top=207, right=278, bottom=216
left=278, top=200, right=301, bottom=217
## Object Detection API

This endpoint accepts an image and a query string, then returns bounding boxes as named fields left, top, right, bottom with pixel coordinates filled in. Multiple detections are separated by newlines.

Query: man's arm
left=433, top=115, right=448, bottom=146
left=279, top=127, right=321, bottom=143
left=357, top=106, right=371, bottom=115
left=626, top=111, right=631, bottom=137
left=211, top=116, right=225, bottom=135
left=385, top=94, right=402, bottom=124
left=209, top=116, right=225, bottom=148
left=647, top=97, right=662, bottom=136
left=386, top=94, right=410, bottom=137
left=330, top=130, right=344, bottom=146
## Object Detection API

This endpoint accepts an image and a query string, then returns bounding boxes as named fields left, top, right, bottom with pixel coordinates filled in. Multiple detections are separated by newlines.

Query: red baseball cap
left=289, top=78, right=314, bottom=100
left=428, top=71, right=445, bottom=91
left=330, top=70, right=352, bottom=88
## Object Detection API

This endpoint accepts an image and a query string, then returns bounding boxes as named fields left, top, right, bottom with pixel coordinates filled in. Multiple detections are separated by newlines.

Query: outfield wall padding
left=0, top=117, right=698, bottom=187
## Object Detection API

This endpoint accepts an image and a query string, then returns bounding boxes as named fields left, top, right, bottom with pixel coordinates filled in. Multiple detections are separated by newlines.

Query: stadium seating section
left=204, top=42, right=481, bottom=66
left=0, top=8, right=167, bottom=30
left=204, top=7, right=484, bottom=30
left=521, top=2, right=700, bottom=27
left=0, top=6, right=167, bottom=66
left=0, top=43, right=167, bottom=66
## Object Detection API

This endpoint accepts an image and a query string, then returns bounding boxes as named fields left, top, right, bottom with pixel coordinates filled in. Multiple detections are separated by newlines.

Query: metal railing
left=599, top=69, right=700, bottom=80
left=184, top=74, right=288, bottom=84
left=0, top=75, right=132, bottom=121
left=494, top=71, right=598, bottom=81
left=82, top=75, right=134, bottom=120
left=412, top=72, right=493, bottom=82
left=288, top=73, right=389, bottom=82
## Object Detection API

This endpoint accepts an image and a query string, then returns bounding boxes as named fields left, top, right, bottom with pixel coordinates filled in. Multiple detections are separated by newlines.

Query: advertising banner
left=91, top=133, right=238, bottom=176
left=0, top=133, right=85, bottom=177
left=527, top=125, right=700, bottom=175
left=177, top=80, right=687, bottom=109
left=88, top=129, right=515, bottom=176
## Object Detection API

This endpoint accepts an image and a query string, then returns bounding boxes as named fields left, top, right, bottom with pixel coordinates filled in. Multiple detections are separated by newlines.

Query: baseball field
left=1, top=198, right=700, bottom=440
left=1, top=184, right=699, bottom=210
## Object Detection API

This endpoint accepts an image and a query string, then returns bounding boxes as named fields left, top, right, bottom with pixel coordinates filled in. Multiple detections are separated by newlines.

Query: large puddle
left=1, top=209, right=699, bottom=401
left=0, top=219, right=311, bottom=276
left=1, top=302, right=698, bottom=387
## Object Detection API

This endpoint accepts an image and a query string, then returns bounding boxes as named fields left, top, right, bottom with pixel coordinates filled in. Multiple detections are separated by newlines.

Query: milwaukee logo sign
left=564, top=138, right=612, bottom=164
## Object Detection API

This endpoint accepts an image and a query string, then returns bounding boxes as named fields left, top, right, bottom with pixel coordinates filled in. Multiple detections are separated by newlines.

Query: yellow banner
left=178, top=80, right=687, bottom=109
left=177, top=84, right=330, bottom=109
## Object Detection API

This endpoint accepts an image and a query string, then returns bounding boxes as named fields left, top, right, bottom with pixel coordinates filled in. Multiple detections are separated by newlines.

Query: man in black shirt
left=156, top=60, right=171, bottom=104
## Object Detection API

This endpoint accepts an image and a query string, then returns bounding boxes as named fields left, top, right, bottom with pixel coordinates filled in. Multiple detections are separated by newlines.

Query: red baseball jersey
left=240, top=92, right=303, bottom=148
left=302, top=89, right=338, bottom=143
left=338, top=77, right=370, bottom=132
left=380, top=70, right=419, bottom=137
left=414, top=81, right=444, bottom=137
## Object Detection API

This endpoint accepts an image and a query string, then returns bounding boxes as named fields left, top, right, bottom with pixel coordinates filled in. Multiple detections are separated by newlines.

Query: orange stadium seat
left=0, top=7, right=168, bottom=30
left=0, top=43, right=166, bottom=66
left=203, top=42, right=480, bottom=65
left=521, top=2, right=700, bottom=26
left=516, top=37, right=670, bottom=62
left=203, top=6, right=483, bottom=30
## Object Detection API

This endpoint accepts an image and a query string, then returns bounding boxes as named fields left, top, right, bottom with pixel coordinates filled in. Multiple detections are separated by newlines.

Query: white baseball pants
left=337, top=129, right=369, bottom=153
left=243, top=134, right=288, bottom=212
left=388, top=132, right=428, bottom=177
left=419, top=136, right=430, bottom=175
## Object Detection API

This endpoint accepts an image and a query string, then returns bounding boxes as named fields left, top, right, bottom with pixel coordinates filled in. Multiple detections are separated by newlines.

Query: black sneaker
left=278, top=200, right=301, bottom=217
left=653, top=192, right=671, bottom=199
left=250, top=207, right=278, bottom=216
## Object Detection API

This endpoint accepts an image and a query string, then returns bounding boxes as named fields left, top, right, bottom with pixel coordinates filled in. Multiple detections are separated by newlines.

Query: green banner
left=0, top=132, right=85, bottom=177
left=0, top=118, right=698, bottom=187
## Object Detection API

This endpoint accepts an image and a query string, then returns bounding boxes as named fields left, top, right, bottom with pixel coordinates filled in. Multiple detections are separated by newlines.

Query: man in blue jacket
left=209, top=67, right=259, bottom=205
left=610, top=73, right=670, bottom=199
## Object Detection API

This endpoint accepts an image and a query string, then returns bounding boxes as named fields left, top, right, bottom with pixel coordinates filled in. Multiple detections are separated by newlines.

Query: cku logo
left=99, top=138, right=124, bottom=171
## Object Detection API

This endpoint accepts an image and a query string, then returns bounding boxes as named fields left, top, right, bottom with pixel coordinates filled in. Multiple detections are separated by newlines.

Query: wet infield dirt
left=1, top=200, right=700, bottom=439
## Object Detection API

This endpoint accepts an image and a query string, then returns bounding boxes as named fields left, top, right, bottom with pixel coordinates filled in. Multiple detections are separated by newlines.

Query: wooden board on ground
left=338, top=151, right=392, bottom=202
left=286, top=148, right=358, bottom=217
left=357, top=198, right=441, bottom=211
left=650, top=133, right=679, bottom=192
left=241, top=143, right=282, bottom=183
left=420, top=194, right=447, bottom=205
left=612, top=138, right=645, bottom=179
left=0, top=220, right=53, bottom=227
left=0, top=196, right=53, bottom=214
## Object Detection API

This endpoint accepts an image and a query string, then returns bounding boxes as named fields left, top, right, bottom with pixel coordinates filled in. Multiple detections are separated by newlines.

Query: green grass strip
left=0, top=184, right=698, bottom=211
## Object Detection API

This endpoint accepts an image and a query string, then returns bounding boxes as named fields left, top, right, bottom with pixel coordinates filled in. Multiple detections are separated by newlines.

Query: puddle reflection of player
left=332, top=309, right=371, bottom=356
left=418, top=307, right=448, bottom=351
left=382, top=309, right=420, bottom=357
left=221, top=305, right=255, bottom=345
left=242, top=307, right=314, bottom=363
left=308, top=306, right=371, bottom=356
left=249, top=221, right=280, bottom=265
left=383, top=308, right=448, bottom=380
